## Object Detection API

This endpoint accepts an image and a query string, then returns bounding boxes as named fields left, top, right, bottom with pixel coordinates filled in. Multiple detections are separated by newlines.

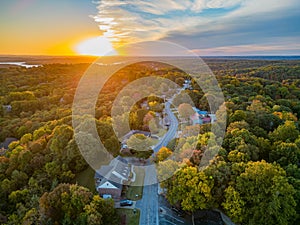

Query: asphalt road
left=154, top=101, right=179, bottom=152
left=136, top=165, right=159, bottom=225
left=137, top=99, right=179, bottom=225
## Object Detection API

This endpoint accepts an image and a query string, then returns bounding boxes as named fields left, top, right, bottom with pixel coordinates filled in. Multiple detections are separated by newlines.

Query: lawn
left=74, top=166, right=96, bottom=192
left=126, top=167, right=145, bottom=201
left=149, top=137, right=159, bottom=146
left=117, top=208, right=140, bottom=225
left=156, top=128, right=167, bottom=138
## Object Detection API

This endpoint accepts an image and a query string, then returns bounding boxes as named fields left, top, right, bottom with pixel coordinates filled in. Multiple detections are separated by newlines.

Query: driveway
left=115, top=200, right=137, bottom=209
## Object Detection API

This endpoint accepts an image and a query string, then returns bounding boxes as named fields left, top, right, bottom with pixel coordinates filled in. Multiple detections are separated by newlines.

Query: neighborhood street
left=154, top=101, right=179, bottom=152
left=136, top=165, right=159, bottom=225
left=136, top=98, right=179, bottom=225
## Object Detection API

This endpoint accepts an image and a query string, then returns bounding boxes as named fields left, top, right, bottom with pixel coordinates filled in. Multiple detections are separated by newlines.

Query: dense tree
left=270, top=120, right=299, bottom=142
left=39, top=183, right=118, bottom=225
left=229, top=110, right=247, bottom=123
left=127, top=134, right=153, bottom=152
left=155, top=147, right=173, bottom=162
left=269, top=142, right=300, bottom=167
left=223, top=161, right=296, bottom=225
left=203, top=159, right=232, bottom=207
left=166, top=166, right=214, bottom=211
left=189, top=149, right=203, bottom=166
left=157, top=159, right=181, bottom=184
left=83, top=195, right=119, bottom=225
left=223, top=128, right=260, bottom=161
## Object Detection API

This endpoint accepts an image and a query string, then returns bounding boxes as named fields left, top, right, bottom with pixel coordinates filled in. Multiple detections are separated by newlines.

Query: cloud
left=93, top=0, right=300, bottom=54
left=191, top=39, right=300, bottom=56
left=93, top=0, right=243, bottom=44
left=206, top=0, right=243, bottom=9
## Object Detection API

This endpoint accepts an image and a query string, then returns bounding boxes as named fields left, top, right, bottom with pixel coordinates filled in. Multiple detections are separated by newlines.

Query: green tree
left=223, top=161, right=296, bottom=225
left=157, top=160, right=181, bottom=184
left=84, top=195, right=119, bottom=225
left=39, top=184, right=118, bottom=225
left=166, top=166, right=213, bottom=211
left=270, top=120, right=299, bottom=142
left=127, top=134, right=153, bottom=152
left=269, top=142, right=300, bottom=167
left=22, top=208, right=39, bottom=225
left=203, top=159, right=232, bottom=207
left=222, top=186, right=245, bottom=223
left=229, top=110, right=247, bottom=123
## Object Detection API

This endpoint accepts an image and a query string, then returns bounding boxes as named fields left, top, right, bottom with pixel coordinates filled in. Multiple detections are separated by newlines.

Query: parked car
left=120, top=199, right=133, bottom=206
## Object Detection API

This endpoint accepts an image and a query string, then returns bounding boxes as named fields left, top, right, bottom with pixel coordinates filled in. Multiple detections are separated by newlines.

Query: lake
left=0, top=62, right=41, bottom=68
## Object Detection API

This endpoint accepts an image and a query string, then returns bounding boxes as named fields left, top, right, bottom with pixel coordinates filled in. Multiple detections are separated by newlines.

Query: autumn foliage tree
left=39, top=184, right=119, bottom=225
left=155, top=147, right=172, bottom=162
left=222, top=161, right=296, bottom=225
left=166, top=166, right=214, bottom=211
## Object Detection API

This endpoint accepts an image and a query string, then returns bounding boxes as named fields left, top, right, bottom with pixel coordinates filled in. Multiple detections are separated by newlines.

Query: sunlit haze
left=75, top=36, right=116, bottom=56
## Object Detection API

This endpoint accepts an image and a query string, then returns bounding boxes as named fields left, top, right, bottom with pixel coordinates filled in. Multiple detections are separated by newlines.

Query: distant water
left=96, top=61, right=125, bottom=66
left=203, top=56, right=300, bottom=61
left=0, top=62, right=41, bottom=68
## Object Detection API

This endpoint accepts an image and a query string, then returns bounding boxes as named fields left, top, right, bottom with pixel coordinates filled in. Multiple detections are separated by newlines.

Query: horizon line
left=0, top=54, right=300, bottom=57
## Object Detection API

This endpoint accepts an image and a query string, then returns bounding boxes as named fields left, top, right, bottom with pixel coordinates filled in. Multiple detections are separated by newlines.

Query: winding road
left=136, top=99, right=179, bottom=225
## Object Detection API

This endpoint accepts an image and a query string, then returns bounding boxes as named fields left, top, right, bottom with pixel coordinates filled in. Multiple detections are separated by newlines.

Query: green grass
left=74, top=166, right=96, bottom=192
left=117, top=208, right=140, bottom=225
left=149, top=137, right=159, bottom=146
left=156, top=128, right=167, bottom=138
left=126, top=167, right=145, bottom=201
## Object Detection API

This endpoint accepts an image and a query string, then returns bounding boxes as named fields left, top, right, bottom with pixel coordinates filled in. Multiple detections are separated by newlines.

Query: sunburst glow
left=75, top=36, right=117, bottom=56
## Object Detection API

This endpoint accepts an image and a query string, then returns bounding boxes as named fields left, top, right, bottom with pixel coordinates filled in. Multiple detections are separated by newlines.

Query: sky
left=1, top=0, right=300, bottom=56
left=0, top=0, right=99, bottom=55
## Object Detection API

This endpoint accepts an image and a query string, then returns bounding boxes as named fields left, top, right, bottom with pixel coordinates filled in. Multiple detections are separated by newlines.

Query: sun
left=74, top=36, right=117, bottom=56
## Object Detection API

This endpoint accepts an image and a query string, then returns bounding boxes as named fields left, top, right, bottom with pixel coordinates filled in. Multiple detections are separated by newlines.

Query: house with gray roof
left=95, top=156, right=131, bottom=199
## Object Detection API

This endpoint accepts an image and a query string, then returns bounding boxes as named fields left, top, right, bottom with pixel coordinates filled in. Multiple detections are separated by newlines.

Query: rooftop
left=95, top=156, right=131, bottom=190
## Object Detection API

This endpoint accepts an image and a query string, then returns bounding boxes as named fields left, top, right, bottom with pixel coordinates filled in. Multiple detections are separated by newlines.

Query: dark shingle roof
left=95, top=157, right=131, bottom=190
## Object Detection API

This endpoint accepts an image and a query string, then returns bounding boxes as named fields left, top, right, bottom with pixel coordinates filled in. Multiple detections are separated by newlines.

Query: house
left=193, top=107, right=208, bottom=117
left=190, top=107, right=207, bottom=125
left=190, top=113, right=203, bottom=125
left=190, top=107, right=216, bottom=125
left=95, top=156, right=131, bottom=200
left=202, top=116, right=211, bottom=124
left=208, top=114, right=217, bottom=123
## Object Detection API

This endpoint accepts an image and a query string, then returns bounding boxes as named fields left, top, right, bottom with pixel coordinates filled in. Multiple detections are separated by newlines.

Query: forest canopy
left=1, top=58, right=300, bottom=224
